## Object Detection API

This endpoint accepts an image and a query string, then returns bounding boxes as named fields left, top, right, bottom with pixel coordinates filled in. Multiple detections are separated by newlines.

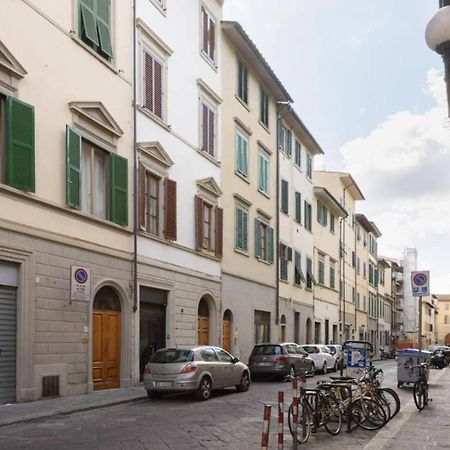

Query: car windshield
left=151, top=349, right=194, bottom=364
left=302, top=346, right=317, bottom=354
left=329, top=347, right=336, bottom=355
left=252, top=345, right=282, bottom=356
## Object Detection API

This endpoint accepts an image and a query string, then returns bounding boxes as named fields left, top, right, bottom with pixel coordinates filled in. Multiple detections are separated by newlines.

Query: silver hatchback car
left=143, top=346, right=251, bottom=401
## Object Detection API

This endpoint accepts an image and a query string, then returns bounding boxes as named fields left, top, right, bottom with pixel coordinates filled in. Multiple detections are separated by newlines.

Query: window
left=237, top=60, right=248, bottom=104
left=143, top=49, right=164, bottom=120
left=286, top=129, right=292, bottom=157
left=200, top=100, right=216, bottom=157
left=281, top=180, right=289, bottom=214
left=255, top=219, right=274, bottom=263
left=280, top=244, right=291, bottom=281
left=294, top=251, right=306, bottom=285
left=295, top=192, right=301, bottom=223
left=278, top=123, right=291, bottom=156
left=79, top=0, right=113, bottom=60
left=295, top=140, right=301, bottom=166
left=330, top=261, right=336, bottom=289
left=254, top=310, right=270, bottom=344
left=318, top=254, right=325, bottom=285
left=317, top=202, right=328, bottom=226
left=330, top=214, right=335, bottom=233
left=304, top=201, right=312, bottom=231
left=306, top=153, right=312, bottom=179
left=357, top=257, right=360, bottom=274
left=445, top=315, right=449, bottom=324
left=352, top=251, right=356, bottom=268
left=234, top=205, right=248, bottom=252
left=195, top=195, right=223, bottom=257
left=352, top=287, right=355, bottom=303
left=201, top=5, right=216, bottom=63
left=0, top=95, right=35, bottom=192
left=235, top=129, right=249, bottom=178
left=258, top=149, right=269, bottom=194
left=66, top=126, right=128, bottom=225
left=151, top=0, right=166, bottom=11
left=363, top=262, right=367, bottom=279
left=260, top=88, right=269, bottom=127
left=306, top=257, right=316, bottom=289
left=215, top=348, right=233, bottom=363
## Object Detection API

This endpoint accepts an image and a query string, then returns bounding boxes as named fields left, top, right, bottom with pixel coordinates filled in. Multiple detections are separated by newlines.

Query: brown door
left=93, top=310, right=121, bottom=390
left=198, top=316, right=209, bottom=345
left=223, top=319, right=231, bottom=352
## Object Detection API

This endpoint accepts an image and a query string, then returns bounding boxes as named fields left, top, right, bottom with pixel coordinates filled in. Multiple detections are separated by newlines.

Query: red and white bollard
left=278, top=391, right=284, bottom=450
left=292, top=378, right=299, bottom=450
left=261, top=404, right=272, bottom=450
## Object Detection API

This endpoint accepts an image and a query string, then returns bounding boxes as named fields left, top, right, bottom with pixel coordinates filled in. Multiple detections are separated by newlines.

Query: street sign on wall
left=411, top=271, right=430, bottom=297
left=70, top=266, right=91, bottom=301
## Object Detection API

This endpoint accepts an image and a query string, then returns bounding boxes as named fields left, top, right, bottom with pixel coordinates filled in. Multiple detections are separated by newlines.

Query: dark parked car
left=248, top=343, right=315, bottom=379
left=431, top=350, right=446, bottom=369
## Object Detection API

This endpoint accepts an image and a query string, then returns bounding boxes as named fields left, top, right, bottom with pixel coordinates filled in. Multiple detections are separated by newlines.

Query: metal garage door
left=0, top=285, right=16, bottom=405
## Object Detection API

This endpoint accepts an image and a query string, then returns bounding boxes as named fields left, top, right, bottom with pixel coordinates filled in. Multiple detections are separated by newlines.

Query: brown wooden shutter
left=209, top=18, right=215, bottom=61
left=138, top=162, right=146, bottom=230
left=154, top=60, right=163, bottom=119
left=215, top=206, right=223, bottom=258
left=195, top=195, right=204, bottom=251
left=202, top=7, right=208, bottom=53
left=164, top=178, right=177, bottom=241
left=202, top=104, right=208, bottom=152
left=208, top=108, right=215, bottom=156
left=144, top=52, right=154, bottom=112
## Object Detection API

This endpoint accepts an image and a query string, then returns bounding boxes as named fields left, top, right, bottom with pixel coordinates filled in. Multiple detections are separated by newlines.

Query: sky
left=223, top=0, right=449, bottom=293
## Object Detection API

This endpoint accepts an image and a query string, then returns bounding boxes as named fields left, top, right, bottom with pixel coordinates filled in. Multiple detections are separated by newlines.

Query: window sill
left=293, top=282, right=303, bottom=288
left=294, top=219, right=302, bottom=226
left=258, top=188, right=270, bottom=199
left=149, top=0, right=167, bottom=16
left=279, top=278, right=289, bottom=284
left=280, top=210, right=289, bottom=216
left=258, top=120, right=270, bottom=134
left=234, top=248, right=249, bottom=257
left=71, top=35, right=119, bottom=75
left=256, top=257, right=272, bottom=265
left=196, top=148, right=221, bottom=167
left=200, top=51, right=218, bottom=72
left=137, top=105, right=171, bottom=132
left=294, top=163, right=302, bottom=172
left=235, top=171, right=250, bottom=184
left=305, top=287, right=313, bottom=292
left=235, top=95, right=251, bottom=112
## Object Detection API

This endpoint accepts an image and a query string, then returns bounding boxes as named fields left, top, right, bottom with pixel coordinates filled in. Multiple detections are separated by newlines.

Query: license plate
left=257, top=362, right=271, bottom=366
left=155, top=381, right=172, bottom=388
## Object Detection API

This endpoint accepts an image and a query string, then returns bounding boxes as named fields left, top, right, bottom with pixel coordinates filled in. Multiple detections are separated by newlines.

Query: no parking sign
left=70, top=266, right=91, bottom=301
left=411, top=271, right=430, bottom=297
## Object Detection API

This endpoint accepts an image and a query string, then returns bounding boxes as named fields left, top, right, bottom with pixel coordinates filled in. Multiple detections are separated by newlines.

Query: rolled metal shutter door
left=0, top=286, right=16, bottom=405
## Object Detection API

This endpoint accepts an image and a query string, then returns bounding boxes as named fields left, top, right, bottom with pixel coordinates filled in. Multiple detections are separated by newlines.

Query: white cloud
left=340, top=68, right=450, bottom=292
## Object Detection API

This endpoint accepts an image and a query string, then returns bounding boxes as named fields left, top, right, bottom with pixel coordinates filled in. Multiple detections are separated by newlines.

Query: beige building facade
left=435, top=294, right=450, bottom=345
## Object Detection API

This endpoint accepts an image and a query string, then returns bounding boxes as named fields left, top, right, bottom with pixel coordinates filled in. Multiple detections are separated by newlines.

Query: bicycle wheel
left=321, top=394, right=342, bottom=435
left=377, top=388, right=401, bottom=419
left=374, top=392, right=391, bottom=421
left=413, top=380, right=427, bottom=411
left=288, top=401, right=312, bottom=444
left=352, top=397, right=387, bottom=430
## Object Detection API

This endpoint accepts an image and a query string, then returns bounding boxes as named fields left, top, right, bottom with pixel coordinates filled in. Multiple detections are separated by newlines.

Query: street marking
left=363, top=368, right=447, bottom=450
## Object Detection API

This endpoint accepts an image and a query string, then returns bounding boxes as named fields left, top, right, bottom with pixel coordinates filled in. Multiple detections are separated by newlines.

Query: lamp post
left=426, top=1, right=450, bottom=116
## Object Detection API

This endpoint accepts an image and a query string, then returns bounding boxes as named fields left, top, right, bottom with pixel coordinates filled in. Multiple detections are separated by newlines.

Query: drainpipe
left=132, top=0, right=138, bottom=314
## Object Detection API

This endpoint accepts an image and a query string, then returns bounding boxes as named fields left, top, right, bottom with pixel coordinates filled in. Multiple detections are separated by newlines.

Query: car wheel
left=147, top=391, right=162, bottom=400
left=195, top=377, right=212, bottom=401
left=321, top=361, right=327, bottom=374
left=236, top=372, right=250, bottom=392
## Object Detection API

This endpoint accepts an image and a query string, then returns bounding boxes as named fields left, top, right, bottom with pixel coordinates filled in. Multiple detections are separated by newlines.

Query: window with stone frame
left=235, top=204, right=248, bottom=252
left=200, top=99, right=217, bottom=158
left=143, top=48, right=165, bottom=121
left=255, top=217, right=274, bottom=263
left=280, top=243, right=291, bottom=281
left=201, top=5, right=216, bottom=64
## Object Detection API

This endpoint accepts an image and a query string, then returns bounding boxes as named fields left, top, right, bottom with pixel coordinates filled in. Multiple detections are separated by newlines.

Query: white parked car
left=299, top=345, right=337, bottom=374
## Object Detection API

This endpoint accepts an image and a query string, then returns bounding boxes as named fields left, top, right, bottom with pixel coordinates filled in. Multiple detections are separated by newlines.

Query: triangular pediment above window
left=197, top=177, right=222, bottom=198
left=69, top=101, right=123, bottom=138
left=137, top=142, right=174, bottom=168
left=0, top=40, right=27, bottom=79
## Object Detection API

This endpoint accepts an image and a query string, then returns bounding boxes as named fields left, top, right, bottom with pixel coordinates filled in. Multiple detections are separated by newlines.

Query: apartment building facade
left=134, top=0, right=224, bottom=382
left=378, top=258, right=393, bottom=350
left=0, top=0, right=134, bottom=403
left=421, top=295, right=437, bottom=348
left=435, top=294, right=450, bottom=344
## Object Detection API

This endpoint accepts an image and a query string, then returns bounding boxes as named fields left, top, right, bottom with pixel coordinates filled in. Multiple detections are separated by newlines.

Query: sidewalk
left=0, top=387, right=147, bottom=428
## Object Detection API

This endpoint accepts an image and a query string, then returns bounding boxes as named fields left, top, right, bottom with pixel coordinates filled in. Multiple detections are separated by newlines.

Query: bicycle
left=407, top=362, right=430, bottom=411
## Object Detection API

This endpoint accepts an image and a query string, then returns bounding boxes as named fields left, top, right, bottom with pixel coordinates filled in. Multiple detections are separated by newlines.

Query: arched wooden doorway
left=222, top=310, right=232, bottom=352
left=93, top=286, right=121, bottom=391
left=280, top=315, right=286, bottom=342
left=198, top=298, right=210, bottom=345
left=445, top=334, right=450, bottom=345
left=306, top=318, right=312, bottom=344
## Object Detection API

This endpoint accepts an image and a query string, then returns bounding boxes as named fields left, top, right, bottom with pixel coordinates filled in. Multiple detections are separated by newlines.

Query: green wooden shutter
left=268, top=227, right=274, bottom=263
left=236, top=132, right=242, bottom=173
left=258, top=154, right=264, bottom=191
left=80, top=0, right=99, bottom=46
left=6, top=97, right=35, bottom=192
left=295, top=192, right=301, bottom=223
left=96, top=0, right=113, bottom=58
left=235, top=207, right=242, bottom=249
left=109, top=153, right=128, bottom=226
left=254, top=219, right=261, bottom=258
left=281, top=180, right=288, bottom=213
left=242, top=137, right=248, bottom=176
left=65, top=126, right=81, bottom=209
left=243, top=209, right=248, bottom=251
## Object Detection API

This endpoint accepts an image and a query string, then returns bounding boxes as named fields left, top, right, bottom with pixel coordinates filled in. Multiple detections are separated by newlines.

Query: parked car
left=248, top=343, right=315, bottom=379
left=428, top=345, right=450, bottom=365
left=143, top=346, right=250, bottom=401
left=327, top=344, right=345, bottom=370
left=431, top=350, right=446, bottom=369
left=299, top=344, right=337, bottom=374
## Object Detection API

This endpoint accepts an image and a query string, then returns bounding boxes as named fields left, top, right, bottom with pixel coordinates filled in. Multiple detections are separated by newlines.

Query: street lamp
left=426, top=1, right=450, bottom=116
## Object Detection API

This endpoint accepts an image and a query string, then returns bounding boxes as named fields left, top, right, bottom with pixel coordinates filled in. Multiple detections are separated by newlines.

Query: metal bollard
left=278, top=391, right=284, bottom=450
left=261, top=404, right=272, bottom=450
left=292, top=378, right=299, bottom=450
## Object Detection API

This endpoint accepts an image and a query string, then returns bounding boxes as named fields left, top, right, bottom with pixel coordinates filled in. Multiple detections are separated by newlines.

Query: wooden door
left=198, top=316, right=209, bottom=345
left=223, top=319, right=231, bottom=353
left=93, top=310, right=121, bottom=390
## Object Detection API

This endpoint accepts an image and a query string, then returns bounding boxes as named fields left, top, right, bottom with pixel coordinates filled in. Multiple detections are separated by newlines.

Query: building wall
left=435, top=295, right=450, bottom=344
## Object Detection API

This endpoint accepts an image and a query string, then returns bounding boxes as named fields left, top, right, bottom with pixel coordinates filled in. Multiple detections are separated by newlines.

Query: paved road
left=0, top=360, right=448, bottom=449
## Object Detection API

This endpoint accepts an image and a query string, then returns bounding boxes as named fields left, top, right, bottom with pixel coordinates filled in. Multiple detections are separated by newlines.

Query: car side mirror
left=232, top=357, right=239, bottom=364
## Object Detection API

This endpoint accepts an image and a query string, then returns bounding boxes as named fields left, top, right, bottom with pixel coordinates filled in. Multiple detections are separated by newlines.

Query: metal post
left=292, top=378, right=298, bottom=450
left=261, top=404, right=272, bottom=450
left=418, top=295, right=423, bottom=355
left=278, top=391, right=284, bottom=450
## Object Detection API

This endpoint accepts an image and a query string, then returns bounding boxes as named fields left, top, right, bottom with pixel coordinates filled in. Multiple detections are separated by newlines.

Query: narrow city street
left=1, top=360, right=448, bottom=450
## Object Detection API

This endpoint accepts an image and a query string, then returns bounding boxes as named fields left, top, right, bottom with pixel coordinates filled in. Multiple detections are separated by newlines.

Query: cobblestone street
left=0, top=360, right=449, bottom=449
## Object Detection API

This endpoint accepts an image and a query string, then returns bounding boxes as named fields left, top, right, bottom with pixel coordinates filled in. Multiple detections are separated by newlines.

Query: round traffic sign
left=74, top=268, right=88, bottom=284
left=413, top=272, right=427, bottom=286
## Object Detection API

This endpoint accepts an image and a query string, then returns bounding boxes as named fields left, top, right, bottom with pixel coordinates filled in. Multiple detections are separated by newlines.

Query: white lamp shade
left=426, top=6, right=450, bottom=51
